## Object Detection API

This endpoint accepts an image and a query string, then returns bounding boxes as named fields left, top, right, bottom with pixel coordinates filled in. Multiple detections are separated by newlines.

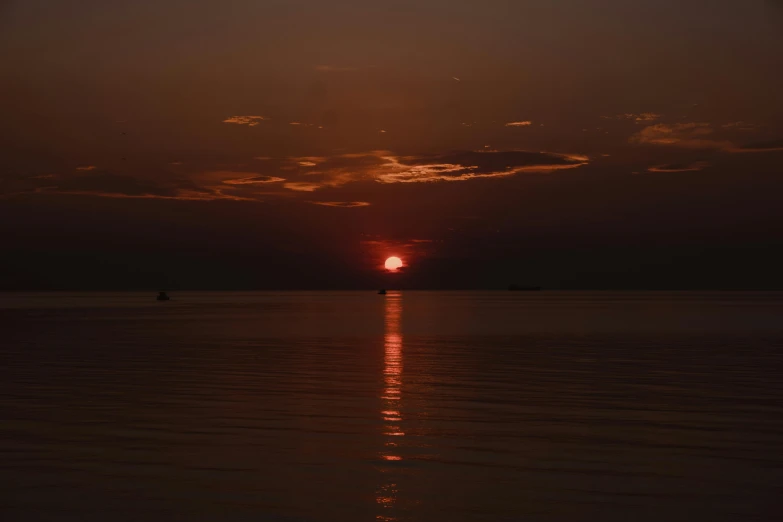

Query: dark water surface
left=1, top=292, right=782, bottom=521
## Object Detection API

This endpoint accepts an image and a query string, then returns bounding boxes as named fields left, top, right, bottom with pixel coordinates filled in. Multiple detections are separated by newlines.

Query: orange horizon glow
left=384, top=256, right=403, bottom=271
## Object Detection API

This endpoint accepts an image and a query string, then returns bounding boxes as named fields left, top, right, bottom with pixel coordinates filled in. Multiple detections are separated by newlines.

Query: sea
left=1, top=291, right=782, bottom=521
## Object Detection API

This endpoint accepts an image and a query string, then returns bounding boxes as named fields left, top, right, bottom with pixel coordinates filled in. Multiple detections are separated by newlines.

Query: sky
left=1, top=0, right=783, bottom=289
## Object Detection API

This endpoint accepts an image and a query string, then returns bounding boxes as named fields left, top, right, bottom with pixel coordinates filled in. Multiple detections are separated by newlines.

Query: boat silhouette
left=156, top=291, right=171, bottom=301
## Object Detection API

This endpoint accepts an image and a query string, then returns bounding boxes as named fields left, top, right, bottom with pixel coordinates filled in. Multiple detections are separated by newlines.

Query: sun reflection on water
left=377, top=292, right=403, bottom=520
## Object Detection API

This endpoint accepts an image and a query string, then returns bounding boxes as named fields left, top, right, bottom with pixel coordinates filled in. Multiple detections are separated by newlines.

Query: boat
left=378, top=289, right=387, bottom=295
left=156, top=291, right=171, bottom=301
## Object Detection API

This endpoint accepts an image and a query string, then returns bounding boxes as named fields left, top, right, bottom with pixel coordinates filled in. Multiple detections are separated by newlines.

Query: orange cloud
left=630, top=123, right=732, bottom=149
left=222, top=175, right=285, bottom=185
left=76, top=165, right=97, bottom=171
left=376, top=151, right=589, bottom=183
left=223, top=115, right=268, bottom=126
left=34, top=190, right=254, bottom=201
left=8, top=172, right=257, bottom=202
left=279, top=150, right=589, bottom=191
left=283, top=182, right=324, bottom=192
left=722, top=121, right=757, bottom=132
left=505, top=121, right=532, bottom=127
left=606, top=113, right=661, bottom=123
left=310, top=201, right=371, bottom=208
left=648, top=161, right=709, bottom=173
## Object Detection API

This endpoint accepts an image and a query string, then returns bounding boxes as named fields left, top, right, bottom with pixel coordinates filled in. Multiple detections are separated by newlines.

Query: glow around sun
left=384, top=256, right=403, bottom=271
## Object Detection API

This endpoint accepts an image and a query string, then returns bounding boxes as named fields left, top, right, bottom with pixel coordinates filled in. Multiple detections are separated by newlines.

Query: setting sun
left=384, top=257, right=403, bottom=271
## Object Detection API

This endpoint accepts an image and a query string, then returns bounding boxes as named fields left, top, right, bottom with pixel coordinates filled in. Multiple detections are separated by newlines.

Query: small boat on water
left=156, top=291, right=171, bottom=301
left=378, top=289, right=387, bottom=295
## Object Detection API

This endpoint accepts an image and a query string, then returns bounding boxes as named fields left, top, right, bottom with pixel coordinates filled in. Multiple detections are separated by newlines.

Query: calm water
left=1, top=292, right=782, bottom=521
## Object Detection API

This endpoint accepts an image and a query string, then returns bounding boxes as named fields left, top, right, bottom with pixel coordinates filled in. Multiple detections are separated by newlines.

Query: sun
left=384, top=256, right=403, bottom=271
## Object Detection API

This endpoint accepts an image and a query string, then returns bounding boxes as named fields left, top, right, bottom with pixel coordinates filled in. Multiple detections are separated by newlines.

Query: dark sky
left=2, top=0, right=782, bottom=289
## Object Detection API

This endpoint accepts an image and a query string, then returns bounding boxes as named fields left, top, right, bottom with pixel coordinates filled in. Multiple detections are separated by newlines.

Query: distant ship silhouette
left=156, top=291, right=171, bottom=301
left=378, top=289, right=387, bottom=295
left=508, top=284, right=542, bottom=291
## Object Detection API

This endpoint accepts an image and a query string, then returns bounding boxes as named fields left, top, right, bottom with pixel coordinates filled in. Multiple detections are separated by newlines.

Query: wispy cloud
left=605, top=113, right=661, bottom=123
left=36, top=190, right=253, bottom=201
left=648, top=161, right=709, bottom=173
left=294, top=156, right=327, bottom=165
left=722, top=121, right=757, bottom=132
left=7, top=172, right=256, bottom=202
left=222, top=175, right=286, bottom=185
left=505, top=121, right=533, bottom=127
left=731, top=139, right=783, bottom=153
left=223, top=115, right=268, bottom=127
left=630, top=123, right=732, bottom=149
left=310, top=201, right=371, bottom=208
left=278, top=150, right=589, bottom=191
left=76, top=165, right=97, bottom=171
left=377, top=151, right=589, bottom=184
left=283, top=182, right=324, bottom=192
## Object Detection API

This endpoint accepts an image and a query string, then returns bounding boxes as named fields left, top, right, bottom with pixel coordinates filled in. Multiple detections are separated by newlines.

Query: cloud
left=647, top=161, right=709, bottom=173
left=310, top=201, right=371, bottom=208
left=254, top=156, right=272, bottom=161
left=722, top=121, right=757, bottom=132
left=277, top=150, right=589, bottom=191
left=283, top=182, right=325, bottom=192
left=605, top=113, right=661, bottom=123
left=731, top=139, right=783, bottom=153
left=377, top=151, right=589, bottom=184
left=505, top=121, right=532, bottom=127
left=299, top=161, right=318, bottom=167
left=201, top=171, right=285, bottom=186
left=222, top=175, right=286, bottom=185
left=223, top=115, right=268, bottom=126
left=5, top=171, right=257, bottom=202
left=76, top=165, right=97, bottom=171
left=630, top=123, right=732, bottom=149
left=38, top=190, right=250, bottom=201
